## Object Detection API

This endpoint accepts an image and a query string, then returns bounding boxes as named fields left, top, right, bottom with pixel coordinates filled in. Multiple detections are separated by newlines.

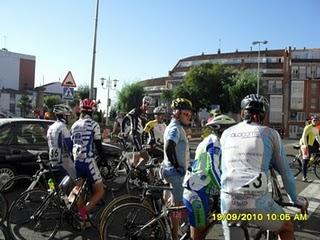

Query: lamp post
left=100, top=77, right=119, bottom=126
left=252, top=40, right=268, bottom=95
left=90, top=0, right=100, bottom=99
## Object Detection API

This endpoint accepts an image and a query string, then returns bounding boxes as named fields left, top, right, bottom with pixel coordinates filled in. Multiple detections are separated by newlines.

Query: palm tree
left=17, top=94, right=32, bottom=117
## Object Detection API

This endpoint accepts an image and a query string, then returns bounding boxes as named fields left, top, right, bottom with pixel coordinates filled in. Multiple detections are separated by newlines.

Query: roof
left=139, top=77, right=169, bottom=87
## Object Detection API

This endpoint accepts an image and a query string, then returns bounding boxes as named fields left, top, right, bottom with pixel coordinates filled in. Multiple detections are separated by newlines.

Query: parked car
left=0, top=118, right=127, bottom=190
left=0, top=118, right=55, bottom=189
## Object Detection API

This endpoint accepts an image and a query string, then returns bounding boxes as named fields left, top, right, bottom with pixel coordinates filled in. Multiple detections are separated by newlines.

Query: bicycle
left=286, top=143, right=320, bottom=179
left=6, top=167, right=102, bottom=240
left=100, top=179, right=221, bottom=240
left=226, top=168, right=308, bottom=240
left=0, top=151, right=57, bottom=223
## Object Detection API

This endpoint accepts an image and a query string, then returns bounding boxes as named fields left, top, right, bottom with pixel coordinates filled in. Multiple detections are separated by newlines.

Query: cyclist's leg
left=183, top=188, right=209, bottom=240
left=301, top=145, right=310, bottom=180
left=83, top=159, right=105, bottom=213
left=162, top=166, right=184, bottom=240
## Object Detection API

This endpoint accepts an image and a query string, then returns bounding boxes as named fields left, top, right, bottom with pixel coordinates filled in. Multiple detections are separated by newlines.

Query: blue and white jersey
left=47, top=119, right=72, bottom=166
left=71, top=115, right=101, bottom=162
left=220, top=121, right=297, bottom=203
left=163, top=118, right=190, bottom=169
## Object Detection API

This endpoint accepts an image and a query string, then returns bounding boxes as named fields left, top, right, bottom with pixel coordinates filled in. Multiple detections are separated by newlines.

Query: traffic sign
left=61, top=71, right=77, bottom=87
left=63, top=87, right=74, bottom=100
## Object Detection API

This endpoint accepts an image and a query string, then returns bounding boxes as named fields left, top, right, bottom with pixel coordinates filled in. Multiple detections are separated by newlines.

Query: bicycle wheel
left=286, top=154, right=302, bottom=177
left=99, top=194, right=147, bottom=237
left=7, top=189, right=61, bottom=240
left=101, top=202, right=166, bottom=240
left=0, top=193, right=7, bottom=224
left=313, top=160, right=320, bottom=180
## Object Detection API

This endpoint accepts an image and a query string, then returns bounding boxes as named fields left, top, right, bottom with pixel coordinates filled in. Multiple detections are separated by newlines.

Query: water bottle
left=48, top=178, right=55, bottom=192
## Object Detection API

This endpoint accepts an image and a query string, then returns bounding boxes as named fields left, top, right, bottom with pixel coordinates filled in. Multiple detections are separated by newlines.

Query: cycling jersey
left=299, top=123, right=320, bottom=147
left=124, top=107, right=148, bottom=151
left=182, top=134, right=221, bottom=227
left=143, top=119, right=166, bottom=146
left=220, top=121, right=297, bottom=202
left=47, top=119, right=72, bottom=166
left=70, top=115, right=102, bottom=183
left=220, top=121, right=298, bottom=239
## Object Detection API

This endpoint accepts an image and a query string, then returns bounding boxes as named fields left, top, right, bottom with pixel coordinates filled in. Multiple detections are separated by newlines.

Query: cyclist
left=110, top=111, right=124, bottom=138
left=70, top=98, right=105, bottom=221
left=122, top=96, right=153, bottom=166
left=161, top=97, right=192, bottom=240
left=299, top=114, right=320, bottom=182
left=220, top=94, right=307, bottom=240
left=47, top=104, right=75, bottom=180
left=143, top=105, right=167, bottom=158
left=183, top=114, right=235, bottom=240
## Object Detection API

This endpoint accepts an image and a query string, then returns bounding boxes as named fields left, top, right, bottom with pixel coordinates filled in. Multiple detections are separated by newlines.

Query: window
left=9, top=103, right=15, bottom=114
left=267, top=80, right=282, bottom=94
left=292, top=66, right=299, bottom=80
left=317, top=66, right=320, bottom=78
left=311, top=65, right=317, bottom=78
left=299, top=66, right=306, bottom=79
left=10, top=93, right=15, bottom=101
left=311, top=83, right=318, bottom=95
left=16, top=123, right=48, bottom=145
left=0, top=125, right=11, bottom=144
left=311, top=98, right=317, bottom=109
left=306, top=66, right=312, bottom=78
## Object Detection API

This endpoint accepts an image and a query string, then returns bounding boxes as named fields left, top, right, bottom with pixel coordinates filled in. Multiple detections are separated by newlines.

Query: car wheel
left=0, top=166, right=16, bottom=191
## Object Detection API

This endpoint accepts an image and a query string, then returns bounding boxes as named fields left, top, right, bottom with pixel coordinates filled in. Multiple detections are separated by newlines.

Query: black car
left=0, top=118, right=125, bottom=190
left=0, top=118, right=55, bottom=188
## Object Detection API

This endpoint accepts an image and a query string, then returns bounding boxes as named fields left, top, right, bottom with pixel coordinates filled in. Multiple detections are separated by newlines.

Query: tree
left=70, top=84, right=90, bottom=108
left=44, top=95, right=62, bottom=112
left=160, top=89, right=174, bottom=107
left=173, top=63, right=236, bottom=112
left=17, top=94, right=32, bottom=117
left=222, top=69, right=259, bottom=113
left=117, top=82, right=145, bottom=112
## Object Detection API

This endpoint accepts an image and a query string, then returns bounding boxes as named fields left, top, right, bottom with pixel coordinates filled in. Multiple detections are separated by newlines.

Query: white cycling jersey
left=220, top=121, right=297, bottom=202
left=70, top=115, right=101, bottom=162
left=47, top=119, right=72, bottom=166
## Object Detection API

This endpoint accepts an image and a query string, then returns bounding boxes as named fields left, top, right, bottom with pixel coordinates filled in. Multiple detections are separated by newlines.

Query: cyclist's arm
left=62, top=126, right=73, bottom=153
left=271, top=130, right=298, bottom=203
left=93, top=123, right=104, bottom=159
left=165, top=140, right=179, bottom=168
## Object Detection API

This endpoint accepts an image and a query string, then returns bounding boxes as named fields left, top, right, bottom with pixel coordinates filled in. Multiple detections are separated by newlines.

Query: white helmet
left=53, top=104, right=72, bottom=115
left=206, top=114, right=236, bottom=129
left=153, top=106, right=166, bottom=114
left=142, top=96, right=153, bottom=105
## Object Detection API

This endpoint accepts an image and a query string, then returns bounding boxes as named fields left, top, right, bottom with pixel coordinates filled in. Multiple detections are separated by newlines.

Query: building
left=140, top=47, right=320, bottom=138
left=0, top=48, right=36, bottom=90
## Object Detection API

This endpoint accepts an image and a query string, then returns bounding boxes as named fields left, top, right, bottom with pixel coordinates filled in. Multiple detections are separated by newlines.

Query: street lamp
left=100, top=77, right=119, bottom=126
left=252, top=40, right=268, bottom=95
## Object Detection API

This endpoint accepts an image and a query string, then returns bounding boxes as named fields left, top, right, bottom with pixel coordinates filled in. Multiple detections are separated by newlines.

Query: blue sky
left=1, top=0, right=319, bottom=107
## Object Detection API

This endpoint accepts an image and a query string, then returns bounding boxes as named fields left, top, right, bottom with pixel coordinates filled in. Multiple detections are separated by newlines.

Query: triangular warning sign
left=61, top=71, right=77, bottom=87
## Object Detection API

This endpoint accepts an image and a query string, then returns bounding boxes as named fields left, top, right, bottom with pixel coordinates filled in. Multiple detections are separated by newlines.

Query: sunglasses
left=181, top=112, right=192, bottom=118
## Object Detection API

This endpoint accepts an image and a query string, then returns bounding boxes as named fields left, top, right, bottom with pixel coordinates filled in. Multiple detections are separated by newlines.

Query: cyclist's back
left=220, top=94, right=302, bottom=240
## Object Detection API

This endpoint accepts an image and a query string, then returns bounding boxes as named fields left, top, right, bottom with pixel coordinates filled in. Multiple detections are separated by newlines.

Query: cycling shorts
left=75, top=159, right=102, bottom=184
left=183, top=188, right=209, bottom=227
left=221, top=192, right=284, bottom=240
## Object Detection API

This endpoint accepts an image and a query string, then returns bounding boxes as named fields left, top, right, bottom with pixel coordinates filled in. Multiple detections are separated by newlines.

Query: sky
left=1, top=0, right=319, bottom=109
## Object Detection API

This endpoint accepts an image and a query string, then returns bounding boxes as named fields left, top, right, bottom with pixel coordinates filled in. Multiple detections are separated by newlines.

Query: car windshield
left=0, top=125, right=11, bottom=144
left=16, top=123, right=48, bottom=145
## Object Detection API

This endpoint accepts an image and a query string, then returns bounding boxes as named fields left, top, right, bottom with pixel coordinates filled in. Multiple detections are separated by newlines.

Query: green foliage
left=109, top=107, right=117, bottom=121
left=172, top=64, right=259, bottom=113
left=44, top=95, right=62, bottom=112
left=17, top=94, right=32, bottom=117
left=117, top=82, right=145, bottom=112
left=223, top=69, right=258, bottom=112
left=69, top=84, right=89, bottom=108
left=161, top=89, right=174, bottom=103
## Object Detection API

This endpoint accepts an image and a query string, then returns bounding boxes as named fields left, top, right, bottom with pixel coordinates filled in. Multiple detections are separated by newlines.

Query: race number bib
left=49, top=147, right=61, bottom=162
left=237, top=172, right=268, bottom=195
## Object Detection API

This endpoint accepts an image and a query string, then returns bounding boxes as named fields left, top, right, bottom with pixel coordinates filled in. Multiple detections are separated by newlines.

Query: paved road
left=1, top=139, right=320, bottom=240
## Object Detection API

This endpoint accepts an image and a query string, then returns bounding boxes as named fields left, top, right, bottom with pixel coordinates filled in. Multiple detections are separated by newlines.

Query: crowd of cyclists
left=29, top=92, right=313, bottom=240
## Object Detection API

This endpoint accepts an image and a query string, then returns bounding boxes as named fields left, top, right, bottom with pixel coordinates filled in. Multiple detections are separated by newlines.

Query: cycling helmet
left=210, top=108, right=221, bottom=117
left=153, top=106, right=166, bottom=114
left=80, top=98, right=96, bottom=112
left=53, top=104, right=72, bottom=115
left=206, top=114, right=236, bottom=129
left=142, top=96, right=153, bottom=105
left=241, top=94, right=269, bottom=113
left=171, top=98, right=192, bottom=111
left=311, top=114, right=320, bottom=121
